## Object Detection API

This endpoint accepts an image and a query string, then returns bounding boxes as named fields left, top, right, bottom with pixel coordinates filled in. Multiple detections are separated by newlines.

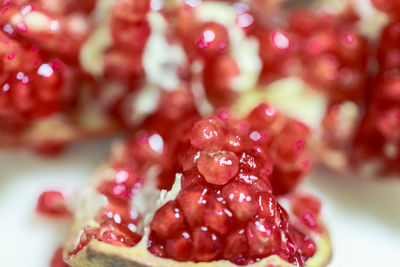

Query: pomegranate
left=63, top=105, right=330, bottom=267
left=0, top=0, right=94, bottom=60
left=352, top=17, right=400, bottom=175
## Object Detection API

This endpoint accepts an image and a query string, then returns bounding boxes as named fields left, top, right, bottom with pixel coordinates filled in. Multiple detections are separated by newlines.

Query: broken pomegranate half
left=62, top=106, right=330, bottom=267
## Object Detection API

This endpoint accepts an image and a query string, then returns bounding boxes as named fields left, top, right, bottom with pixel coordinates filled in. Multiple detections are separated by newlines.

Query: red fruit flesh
left=36, top=191, right=71, bottom=217
left=148, top=107, right=317, bottom=265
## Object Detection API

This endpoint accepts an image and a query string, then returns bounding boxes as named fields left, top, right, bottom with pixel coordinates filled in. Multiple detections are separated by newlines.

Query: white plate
left=0, top=139, right=399, bottom=266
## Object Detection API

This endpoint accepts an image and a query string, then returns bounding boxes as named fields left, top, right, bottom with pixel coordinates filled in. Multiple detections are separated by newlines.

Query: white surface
left=0, top=140, right=400, bottom=266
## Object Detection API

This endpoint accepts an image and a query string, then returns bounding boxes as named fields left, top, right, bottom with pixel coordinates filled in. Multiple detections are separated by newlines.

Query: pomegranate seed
left=193, top=22, right=229, bottom=59
left=248, top=103, right=278, bottom=129
left=222, top=183, right=259, bottom=221
left=190, top=119, right=224, bottom=151
left=192, top=227, right=222, bottom=262
left=292, top=194, right=322, bottom=218
left=177, top=184, right=208, bottom=227
left=36, top=191, right=70, bottom=217
left=246, top=217, right=281, bottom=256
left=258, top=194, right=279, bottom=223
left=150, top=201, right=186, bottom=239
left=203, top=194, right=233, bottom=235
left=223, top=229, right=248, bottom=260
left=197, top=151, right=239, bottom=185
left=165, top=232, right=193, bottom=261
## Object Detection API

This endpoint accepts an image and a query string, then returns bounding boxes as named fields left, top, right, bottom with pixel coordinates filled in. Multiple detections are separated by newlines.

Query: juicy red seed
left=377, top=108, right=400, bottom=141
left=147, top=232, right=166, bottom=258
left=36, top=191, right=70, bottom=217
left=292, top=194, right=322, bottom=218
left=182, top=149, right=201, bottom=171
left=302, top=239, right=317, bottom=258
left=288, top=225, right=317, bottom=260
left=99, top=219, right=142, bottom=247
left=180, top=170, right=204, bottom=189
left=97, top=180, right=132, bottom=204
left=150, top=201, right=186, bottom=239
left=223, top=229, right=248, bottom=260
left=50, top=247, right=68, bottom=267
left=258, top=194, right=278, bottom=223
left=239, top=148, right=274, bottom=176
left=248, top=103, right=278, bottom=129
left=194, top=22, right=229, bottom=58
left=204, top=195, right=233, bottom=235
left=270, top=133, right=310, bottom=172
left=192, top=227, right=222, bottom=262
left=224, top=132, right=249, bottom=153
left=190, top=119, right=224, bottom=151
left=235, top=171, right=272, bottom=194
left=165, top=232, right=193, bottom=261
left=197, top=151, right=239, bottom=185
left=177, top=184, right=208, bottom=227
left=222, top=183, right=259, bottom=221
left=302, top=212, right=319, bottom=230
left=246, top=217, right=281, bottom=256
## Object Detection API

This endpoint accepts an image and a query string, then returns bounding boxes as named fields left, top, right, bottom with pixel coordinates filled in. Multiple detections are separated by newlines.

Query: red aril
left=36, top=191, right=71, bottom=217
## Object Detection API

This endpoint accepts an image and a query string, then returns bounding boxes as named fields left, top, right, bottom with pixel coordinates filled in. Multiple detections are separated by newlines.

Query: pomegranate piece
left=36, top=191, right=70, bottom=217
left=189, top=22, right=230, bottom=60
left=202, top=55, right=240, bottom=107
left=148, top=107, right=317, bottom=265
left=203, top=194, right=233, bottom=235
left=0, top=32, right=79, bottom=133
left=351, top=18, right=400, bottom=175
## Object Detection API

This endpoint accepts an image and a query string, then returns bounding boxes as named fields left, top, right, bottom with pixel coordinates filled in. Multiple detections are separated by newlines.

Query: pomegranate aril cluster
left=0, top=32, right=78, bottom=132
left=148, top=105, right=316, bottom=266
left=352, top=3, right=400, bottom=174
left=0, top=0, right=95, bottom=60
left=105, top=0, right=150, bottom=81
left=174, top=4, right=240, bottom=107
left=72, top=91, right=199, bottom=255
